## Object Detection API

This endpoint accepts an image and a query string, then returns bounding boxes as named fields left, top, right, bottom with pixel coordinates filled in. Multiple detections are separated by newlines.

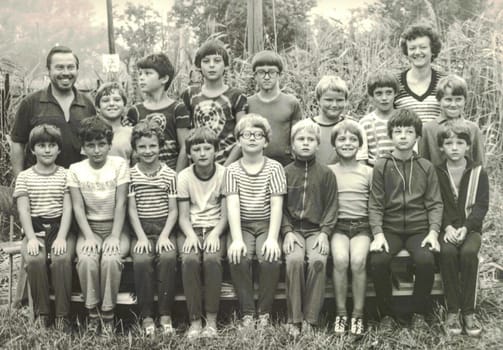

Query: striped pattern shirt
left=129, top=163, right=177, bottom=219
left=394, top=69, right=444, bottom=124
left=358, top=111, right=394, bottom=165
left=67, top=156, right=130, bottom=221
left=177, top=164, right=225, bottom=228
left=223, top=157, right=286, bottom=221
left=13, top=166, right=68, bottom=218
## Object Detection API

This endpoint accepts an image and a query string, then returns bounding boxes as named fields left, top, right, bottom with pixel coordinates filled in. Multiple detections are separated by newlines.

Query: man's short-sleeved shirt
left=13, top=166, right=68, bottom=219
left=129, top=163, right=177, bottom=219
left=67, top=156, right=130, bottom=221
left=10, top=85, right=96, bottom=168
left=124, top=102, right=190, bottom=169
left=223, top=157, right=286, bottom=221
left=181, top=86, right=247, bottom=164
left=177, top=164, right=225, bottom=228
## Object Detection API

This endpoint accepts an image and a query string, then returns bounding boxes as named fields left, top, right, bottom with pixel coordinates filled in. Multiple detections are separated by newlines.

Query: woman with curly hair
left=395, top=24, right=445, bottom=124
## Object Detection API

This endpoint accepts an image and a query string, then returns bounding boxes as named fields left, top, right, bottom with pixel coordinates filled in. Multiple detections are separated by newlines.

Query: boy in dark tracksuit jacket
left=369, top=109, right=443, bottom=330
left=436, top=122, right=489, bottom=337
left=282, top=119, right=338, bottom=335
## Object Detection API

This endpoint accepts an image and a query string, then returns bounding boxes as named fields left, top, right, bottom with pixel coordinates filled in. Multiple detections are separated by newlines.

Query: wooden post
left=247, top=0, right=264, bottom=56
left=106, top=0, right=116, bottom=54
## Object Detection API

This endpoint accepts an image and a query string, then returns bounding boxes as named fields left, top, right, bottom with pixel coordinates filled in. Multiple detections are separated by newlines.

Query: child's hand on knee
left=81, top=237, right=100, bottom=254
left=421, top=230, right=440, bottom=252
left=370, top=233, right=389, bottom=253
left=27, top=238, right=44, bottom=256
left=183, top=234, right=201, bottom=254
left=283, top=232, right=303, bottom=254
left=203, top=232, right=220, bottom=253
left=134, top=238, right=152, bottom=254
left=455, top=226, right=468, bottom=244
left=51, top=236, right=67, bottom=256
left=103, top=235, right=120, bottom=254
left=313, top=233, right=329, bottom=255
left=261, top=237, right=281, bottom=262
left=228, top=239, right=247, bottom=264
left=156, top=234, right=175, bottom=253
left=443, top=225, right=458, bottom=245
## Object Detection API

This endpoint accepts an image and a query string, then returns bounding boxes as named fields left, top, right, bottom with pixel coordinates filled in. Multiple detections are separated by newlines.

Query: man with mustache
left=10, top=45, right=96, bottom=175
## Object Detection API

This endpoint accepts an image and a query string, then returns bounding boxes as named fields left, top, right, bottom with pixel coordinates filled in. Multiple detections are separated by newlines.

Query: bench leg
left=13, top=255, right=28, bottom=308
left=8, top=254, right=13, bottom=311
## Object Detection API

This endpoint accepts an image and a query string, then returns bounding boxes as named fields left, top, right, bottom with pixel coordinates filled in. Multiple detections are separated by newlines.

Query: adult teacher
left=10, top=45, right=96, bottom=176
left=395, top=24, right=444, bottom=124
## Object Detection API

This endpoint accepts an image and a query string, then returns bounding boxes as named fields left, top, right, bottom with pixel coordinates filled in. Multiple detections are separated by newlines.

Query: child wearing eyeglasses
left=224, top=113, right=287, bottom=330
left=246, top=51, right=303, bottom=166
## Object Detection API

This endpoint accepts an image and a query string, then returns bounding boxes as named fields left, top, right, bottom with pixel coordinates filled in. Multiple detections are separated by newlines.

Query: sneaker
left=87, top=317, right=100, bottom=334
left=201, top=325, right=218, bottom=338
left=101, top=319, right=115, bottom=337
left=258, top=314, right=270, bottom=329
left=380, top=315, right=397, bottom=333
left=350, top=317, right=365, bottom=336
left=333, top=316, right=347, bottom=335
left=285, top=323, right=300, bottom=338
left=411, top=313, right=429, bottom=329
left=142, top=317, right=155, bottom=337
left=444, top=313, right=462, bottom=336
left=186, top=324, right=202, bottom=340
left=463, top=314, right=482, bottom=337
left=55, top=317, right=73, bottom=334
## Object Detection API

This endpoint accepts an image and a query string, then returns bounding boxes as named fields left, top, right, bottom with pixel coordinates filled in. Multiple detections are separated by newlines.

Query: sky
left=92, top=0, right=376, bottom=25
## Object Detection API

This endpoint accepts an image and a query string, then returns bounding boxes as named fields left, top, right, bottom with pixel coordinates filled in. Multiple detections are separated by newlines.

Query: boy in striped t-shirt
left=128, top=121, right=178, bottom=336
left=68, top=117, right=130, bottom=334
left=14, top=124, right=74, bottom=332
left=224, top=114, right=287, bottom=329
left=359, top=71, right=399, bottom=166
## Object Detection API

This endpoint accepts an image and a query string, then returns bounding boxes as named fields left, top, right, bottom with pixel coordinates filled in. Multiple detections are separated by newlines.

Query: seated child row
left=15, top=109, right=488, bottom=339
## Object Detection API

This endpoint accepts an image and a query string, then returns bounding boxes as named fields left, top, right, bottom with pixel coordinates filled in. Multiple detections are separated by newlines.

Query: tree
left=169, top=0, right=316, bottom=56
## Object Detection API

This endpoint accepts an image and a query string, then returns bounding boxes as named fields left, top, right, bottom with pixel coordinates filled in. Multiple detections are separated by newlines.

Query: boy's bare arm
left=261, top=195, right=283, bottom=262
left=127, top=194, right=148, bottom=240
left=160, top=197, right=179, bottom=237
left=109, top=183, right=128, bottom=239
left=210, top=196, right=228, bottom=237
left=69, top=187, right=95, bottom=240
left=17, top=196, right=35, bottom=240
left=56, top=192, right=73, bottom=240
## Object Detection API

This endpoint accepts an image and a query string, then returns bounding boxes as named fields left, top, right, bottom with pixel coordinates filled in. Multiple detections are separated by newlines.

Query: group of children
left=14, top=39, right=488, bottom=340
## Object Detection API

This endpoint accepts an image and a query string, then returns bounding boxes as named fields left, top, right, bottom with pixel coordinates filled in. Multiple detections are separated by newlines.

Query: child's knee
left=51, top=252, right=73, bottom=266
left=182, top=252, right=200, bottom=267
left=25, top=253, right=46, bottom=267
left=333, top=254, right=350, bottom=271
left=285, top=251, right=304, bottom=268
left=369, top=251, right=391, bottom=269
left=132, top=252, right=155, bottom=267
left=413, top=250, right=435, bottom=269
left=203, top=251, right=222, bottom=266
left=350, top=255, right=367, bottom=273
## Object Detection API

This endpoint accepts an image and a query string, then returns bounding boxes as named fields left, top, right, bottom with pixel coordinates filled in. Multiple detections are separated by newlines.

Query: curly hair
left=400, top=24, right=442, bottom=61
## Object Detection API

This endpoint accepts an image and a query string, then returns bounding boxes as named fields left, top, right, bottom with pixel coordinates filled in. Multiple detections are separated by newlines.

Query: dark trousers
left=439, top=232, right=481, bottom=315
left=228, top=220, right=281, bottom=316
left=177, top=227, right=226, bottom=321
left=370, top=232, right=435, bottom=317
left=21, top=217, right=76, bottom=317
left=130, top=218, right=177, bottom=318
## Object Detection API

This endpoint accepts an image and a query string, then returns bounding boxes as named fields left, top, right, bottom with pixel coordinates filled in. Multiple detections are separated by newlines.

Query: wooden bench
left=1, top=240, right=444, bottom=308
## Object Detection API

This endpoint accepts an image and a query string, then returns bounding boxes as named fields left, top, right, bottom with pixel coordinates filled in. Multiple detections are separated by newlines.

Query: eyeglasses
left=254, top=69, right=279, bottom=78
left=239, top=131, right=265, bottom=140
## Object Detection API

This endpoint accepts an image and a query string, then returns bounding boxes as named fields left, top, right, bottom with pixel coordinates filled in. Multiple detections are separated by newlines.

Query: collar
left=39, top=85, right=87, bottom=107
left=439, top=157, right=478, bottom=171
left=293, top=157, right=317, bottom=168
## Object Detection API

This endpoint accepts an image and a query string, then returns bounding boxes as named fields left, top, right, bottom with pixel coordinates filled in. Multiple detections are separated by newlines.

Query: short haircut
left=78, top=116, right=113, bottom=144
left=234, top=113, right=272, bottom=143
left=367, top=71, right=400, bottom=96
left=437, top=120, right=472, bottom=147
left=251, top=50, right=284, bottom=73
left=94, top=82, right=127, bottom=107
left=436, top=74, right=468, bottom=101
left=130, top=120, right=166, bottom=150
left=185, top=127, right=219, bottom=151
left=400, top=24, right=442, bottom=61
left=46, top=45, right=79, bottom=69
left=137, top=53, right=175, bottom=90
left=194, top=40, right=230, bottom=68
left=315, top=75, right=349, bottom=100
left=291, top=119, right=321, bottom=144
left=330, top=119, right=364, bottom=147
left=28, top=124, right=63, bottom=151
left=387, top=109, right=422, bottom=138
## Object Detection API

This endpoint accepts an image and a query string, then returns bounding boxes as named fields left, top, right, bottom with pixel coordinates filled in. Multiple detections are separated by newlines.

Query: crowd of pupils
left=13, top=24, right=488, bottom=341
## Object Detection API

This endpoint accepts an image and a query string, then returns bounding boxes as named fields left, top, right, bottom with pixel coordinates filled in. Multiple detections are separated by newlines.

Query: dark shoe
left=463, top=314, right=482, bottom=337
left=444, top=313, right=462, bottom=336
left=333, top=315, right=347, bottom=335
left=87, top=316, right=100, bottom=334
left=380, top=315, right=397, bottom=333
left=350, top=317, right=365, bottom=336
left=36, top=315, right=51, bottom=328
left=411, top=313, right=429, bottom=329
left=55, top=317, right=73, bottom=334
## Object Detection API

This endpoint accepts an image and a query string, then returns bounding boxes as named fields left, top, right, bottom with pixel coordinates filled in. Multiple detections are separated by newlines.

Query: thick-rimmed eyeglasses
left=239, top=131, right=265, bottom=140
left=254, top=70, right=279, bottom=78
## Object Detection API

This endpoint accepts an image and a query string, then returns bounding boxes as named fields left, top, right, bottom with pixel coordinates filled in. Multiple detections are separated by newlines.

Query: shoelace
left=352, top=319, right=363, bottom=334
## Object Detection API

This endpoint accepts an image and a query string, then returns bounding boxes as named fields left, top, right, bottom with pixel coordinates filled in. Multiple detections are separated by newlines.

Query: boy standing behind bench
left=224, top=114, right=286, bottom=329
left=369, top=109, right=443, bottom=330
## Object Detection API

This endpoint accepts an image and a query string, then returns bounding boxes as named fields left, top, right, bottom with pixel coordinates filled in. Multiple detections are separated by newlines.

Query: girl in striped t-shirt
left=224, top=114, right=287, bottom=329
left=127, top=121, right=178, bottom=336
left=15, top=124, right=74, bottom=331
